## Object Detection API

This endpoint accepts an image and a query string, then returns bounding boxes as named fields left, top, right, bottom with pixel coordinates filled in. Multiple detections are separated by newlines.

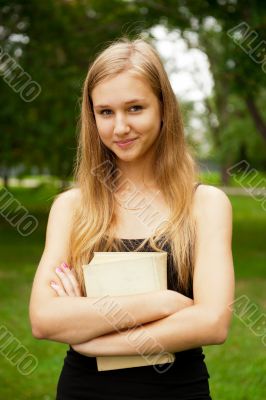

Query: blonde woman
left=29, top=37, right=235, bottom=400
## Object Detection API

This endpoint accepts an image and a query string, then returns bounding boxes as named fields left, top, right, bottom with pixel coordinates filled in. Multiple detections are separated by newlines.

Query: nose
left=113, top=114, right=130, bottom=135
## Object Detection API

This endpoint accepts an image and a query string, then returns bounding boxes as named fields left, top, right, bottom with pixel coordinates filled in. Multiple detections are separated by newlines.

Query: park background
left=0, top=1, right=265, bottom=399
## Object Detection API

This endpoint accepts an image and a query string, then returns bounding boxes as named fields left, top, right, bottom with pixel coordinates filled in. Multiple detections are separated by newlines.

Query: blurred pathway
left=220, top=186, right=266, bottom=196
left=0, top=178, right=265, bottom=196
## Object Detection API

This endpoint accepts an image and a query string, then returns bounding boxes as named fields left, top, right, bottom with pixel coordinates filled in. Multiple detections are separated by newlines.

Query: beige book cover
left=82, top=252, right=176, bottom=371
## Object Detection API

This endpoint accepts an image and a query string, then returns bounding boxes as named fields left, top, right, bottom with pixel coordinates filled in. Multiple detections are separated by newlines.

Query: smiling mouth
left=115, top=137, right=138, bottom=149
left=115, top=138, right=138, bottom=144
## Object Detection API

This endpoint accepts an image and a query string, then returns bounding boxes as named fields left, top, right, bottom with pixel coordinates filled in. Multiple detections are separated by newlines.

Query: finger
left=55, top=266, right=76, bottom=296
left=50, top=281, right=67, bottom=297
left=61, top=263, right=82, bottom=296
left=60, top=263, right=81, bottom=296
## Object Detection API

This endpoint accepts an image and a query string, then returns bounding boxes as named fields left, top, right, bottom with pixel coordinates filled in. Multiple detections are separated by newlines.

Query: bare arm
left=29, top=189, right=192, bottom=345
left=72, top=185, right=235, bottom=356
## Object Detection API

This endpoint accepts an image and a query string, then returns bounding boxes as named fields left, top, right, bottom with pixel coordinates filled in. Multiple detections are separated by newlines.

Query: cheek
left=134, top=114, right=160, bottom=137
left=136, top=107, right=161, bottom=132
left=131, top=115, right=154, bottom=133
left=95, top=118, right=113, bottom=140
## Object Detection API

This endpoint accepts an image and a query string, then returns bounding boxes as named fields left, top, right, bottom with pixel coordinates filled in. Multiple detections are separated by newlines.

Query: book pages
left=82, top=251, right=176, bottom=371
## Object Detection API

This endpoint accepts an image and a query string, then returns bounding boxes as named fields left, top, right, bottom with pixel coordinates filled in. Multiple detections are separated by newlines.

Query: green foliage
left=0, top=0, right=265, bottom=184
left=129, top=1, right=266, bottom=170
left=0, top=0, right=142, bottom=181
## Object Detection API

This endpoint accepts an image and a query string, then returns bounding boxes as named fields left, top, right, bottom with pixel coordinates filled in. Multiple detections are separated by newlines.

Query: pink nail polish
left=56, top=267, right=62, bottom=273
left=51, top=281, right=58, bottom=287
left=62, top=262, right=69, bottom=269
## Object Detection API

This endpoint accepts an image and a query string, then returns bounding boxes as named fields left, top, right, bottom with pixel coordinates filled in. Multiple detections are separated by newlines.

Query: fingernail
left=51, top=281, right=59, bottom=287
left=61, top=262, right=69, bottom=269
left=56, top=267, right=62, bottom=273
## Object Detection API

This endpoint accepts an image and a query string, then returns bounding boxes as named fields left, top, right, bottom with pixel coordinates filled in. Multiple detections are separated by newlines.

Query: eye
left=129, top=105, right=142, bottom=112
left=98, top=105, right=142, bottom=117
left=100, top=109, right=112, bottom=116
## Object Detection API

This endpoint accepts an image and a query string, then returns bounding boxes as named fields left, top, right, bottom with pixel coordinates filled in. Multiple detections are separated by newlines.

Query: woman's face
left=91, top=70, right=163, bottom=162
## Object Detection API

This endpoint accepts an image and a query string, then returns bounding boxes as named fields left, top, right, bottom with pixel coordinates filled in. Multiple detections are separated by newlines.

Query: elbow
left=212, top=326, right=228, bottom=344
left=209, top=312, right=231, bottom=345
left=29, top=312, right=48, bottom=340
left=31, top=324, right=44, bottom=340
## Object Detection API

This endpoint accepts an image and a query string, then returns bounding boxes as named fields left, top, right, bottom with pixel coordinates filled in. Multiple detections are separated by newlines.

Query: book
left=82, top=251, right=176, bottom=371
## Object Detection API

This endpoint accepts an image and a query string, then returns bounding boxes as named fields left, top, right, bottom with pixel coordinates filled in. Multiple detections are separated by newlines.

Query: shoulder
left=44, top=187, right=81, bottom=250
left=48, top=187, right=81, bottom=225
left=192, top=184, right=232, bottom=228
left=51, top=187, right=81, bottom=210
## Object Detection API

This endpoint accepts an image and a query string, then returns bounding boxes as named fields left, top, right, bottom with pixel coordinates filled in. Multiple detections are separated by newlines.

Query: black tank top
left=56, top=182, right=212, bottom=400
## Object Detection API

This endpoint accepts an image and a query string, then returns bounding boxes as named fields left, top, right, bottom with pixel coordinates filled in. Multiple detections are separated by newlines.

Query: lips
left=115, top=138, right=137, bottom=144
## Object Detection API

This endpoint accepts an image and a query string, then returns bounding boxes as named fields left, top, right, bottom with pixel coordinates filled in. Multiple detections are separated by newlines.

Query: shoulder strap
left=194, top=182, right=202, bottom=191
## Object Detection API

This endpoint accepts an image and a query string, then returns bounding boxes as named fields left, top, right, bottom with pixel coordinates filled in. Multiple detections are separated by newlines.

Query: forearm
left=31, top=290, right=180, bottom=345
left=73, top=304, right=225, bottom=356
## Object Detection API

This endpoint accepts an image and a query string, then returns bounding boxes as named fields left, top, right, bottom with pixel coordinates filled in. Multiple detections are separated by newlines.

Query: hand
left=50, top=262, right=82, bottom=297
left=71, top=341, right=95, bottom=357
left=166, top=290, right=194, bottom=314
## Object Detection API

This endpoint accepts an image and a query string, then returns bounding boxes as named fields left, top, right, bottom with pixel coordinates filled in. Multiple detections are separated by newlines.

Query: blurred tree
left=0, top=0, right=142, bottom=187
left=126, top=0, right=266, bottom=182
left=1, top=0, right=265, bottom=187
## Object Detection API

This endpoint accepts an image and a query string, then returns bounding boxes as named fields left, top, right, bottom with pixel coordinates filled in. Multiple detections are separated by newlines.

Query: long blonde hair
left=66, top=36, right=199, bottom=296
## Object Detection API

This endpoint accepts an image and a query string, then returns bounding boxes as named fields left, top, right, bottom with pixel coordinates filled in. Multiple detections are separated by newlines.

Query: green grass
left=0, top=184, right=265, bottom=399
left=199, top=169, right=266, bottom=187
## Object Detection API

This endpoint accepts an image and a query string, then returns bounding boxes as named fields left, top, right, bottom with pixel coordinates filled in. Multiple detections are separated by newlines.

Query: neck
left=115, top=156, right=157, bottom=191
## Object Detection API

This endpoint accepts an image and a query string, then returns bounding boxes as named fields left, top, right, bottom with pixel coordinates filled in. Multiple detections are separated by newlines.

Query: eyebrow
left=94, top=98, right=146, bottom=109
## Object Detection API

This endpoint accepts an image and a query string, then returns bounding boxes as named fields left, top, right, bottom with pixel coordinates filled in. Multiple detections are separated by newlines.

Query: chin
left=117, top=154, right=138, bottom=162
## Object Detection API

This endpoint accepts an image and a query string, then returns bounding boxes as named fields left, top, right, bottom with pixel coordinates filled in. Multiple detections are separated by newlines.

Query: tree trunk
left=245, top=95, right=266, bottom=142
left=221, top=164, right=230, bottom=185
left=4, top=174, right=9, bottom=188
left=1, top=168, right=9, bottom=188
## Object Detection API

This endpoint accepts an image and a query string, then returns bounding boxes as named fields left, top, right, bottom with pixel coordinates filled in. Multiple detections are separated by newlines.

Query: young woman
left=29, top=37, right=235, bottom=400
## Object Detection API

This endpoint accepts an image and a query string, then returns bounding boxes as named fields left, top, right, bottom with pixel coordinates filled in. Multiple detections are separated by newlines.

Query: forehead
left=91, top=71, right=155, bottom=105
